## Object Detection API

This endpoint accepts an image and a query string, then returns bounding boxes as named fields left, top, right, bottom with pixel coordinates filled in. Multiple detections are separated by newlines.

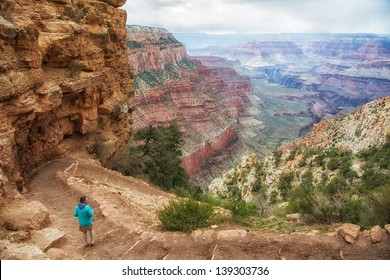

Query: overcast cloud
left=122, top=0, right=390, bottom=34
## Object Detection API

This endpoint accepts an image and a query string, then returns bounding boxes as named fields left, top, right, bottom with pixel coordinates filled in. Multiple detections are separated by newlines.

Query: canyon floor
left=21, top=155, right=390, bottom=260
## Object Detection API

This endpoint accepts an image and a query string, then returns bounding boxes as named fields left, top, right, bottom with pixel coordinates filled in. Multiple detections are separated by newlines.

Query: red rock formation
left=127, top=26, right=253, bottom=177
left=126, top=25, right=187, bottom=74
left=305, top=35, right=390, bottom=61
left=181, top=124, right=239, bottom=175
left=0, top=0, right=133, bottom=188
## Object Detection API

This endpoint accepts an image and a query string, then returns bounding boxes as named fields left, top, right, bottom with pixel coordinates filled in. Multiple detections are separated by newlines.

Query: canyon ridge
left=0, top=0, right=389, bottom=260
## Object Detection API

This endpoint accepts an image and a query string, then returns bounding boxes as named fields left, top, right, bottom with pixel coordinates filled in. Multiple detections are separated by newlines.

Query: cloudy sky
left=122, top=0, right=390, bottom=34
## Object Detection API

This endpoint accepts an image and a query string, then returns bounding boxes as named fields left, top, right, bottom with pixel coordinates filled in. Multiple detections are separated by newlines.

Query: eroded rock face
left=0, top=0, right=133, bottom=188
left=127, top=26, right=253, bottom=178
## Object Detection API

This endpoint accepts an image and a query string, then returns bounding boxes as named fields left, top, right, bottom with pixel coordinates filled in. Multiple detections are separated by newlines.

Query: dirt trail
left=25, top=158, right=390, bottom=260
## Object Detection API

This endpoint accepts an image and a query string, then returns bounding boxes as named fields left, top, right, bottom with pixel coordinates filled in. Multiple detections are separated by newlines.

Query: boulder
left=0, top=200, right=49, bottom=230
left=338, top=223, right=360, bottom=244
left=0, top=241, right=47, bottom=260
left=370, top=225, right=382, bottom=243
left=385, top=224, right=390, bottom=235
left=31, top=228, right=67, bottom=252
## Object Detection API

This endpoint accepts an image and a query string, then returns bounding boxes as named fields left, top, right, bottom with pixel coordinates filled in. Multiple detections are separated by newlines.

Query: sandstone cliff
left=0, top=0, right=133, bottom=192
left=126, top=26, right=254, bottom=179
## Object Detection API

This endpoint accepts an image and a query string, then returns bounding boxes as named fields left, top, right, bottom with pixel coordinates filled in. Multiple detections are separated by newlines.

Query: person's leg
left=89, top=228, right=94, bottom=246
left=83, top=232, right=89, bottom=247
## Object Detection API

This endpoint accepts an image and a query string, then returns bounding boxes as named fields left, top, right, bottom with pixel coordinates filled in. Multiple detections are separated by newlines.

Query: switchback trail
left=25, top=158, right=390, bottom=260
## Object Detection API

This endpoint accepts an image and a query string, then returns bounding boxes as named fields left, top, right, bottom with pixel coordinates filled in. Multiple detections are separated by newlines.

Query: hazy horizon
left=123, top=0, right=390, bottom=34
left=126, top=25, right=390, bottom=36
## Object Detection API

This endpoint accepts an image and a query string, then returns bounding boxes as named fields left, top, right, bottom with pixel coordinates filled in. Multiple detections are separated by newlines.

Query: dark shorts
left=79, top=225, right=93, bottom=233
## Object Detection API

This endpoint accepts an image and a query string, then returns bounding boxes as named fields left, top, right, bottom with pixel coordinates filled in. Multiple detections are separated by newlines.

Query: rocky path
left=23, top=158, right=390, bottom=260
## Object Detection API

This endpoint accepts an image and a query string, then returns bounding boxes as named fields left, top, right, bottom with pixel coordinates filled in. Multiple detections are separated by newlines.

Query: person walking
left=74, top=195, right=95, bottom=247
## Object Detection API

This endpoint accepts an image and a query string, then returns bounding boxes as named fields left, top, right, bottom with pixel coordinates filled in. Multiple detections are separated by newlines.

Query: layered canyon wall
left=126, top=26, right=254, bottom=179
left=0, top=0, right=133, bottom=191
left=182, top=34, right=390, bottom=122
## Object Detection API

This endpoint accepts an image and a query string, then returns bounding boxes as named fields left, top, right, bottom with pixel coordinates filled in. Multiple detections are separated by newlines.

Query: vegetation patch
left=177, top=58, right=196, bottom=71
left=126, top=40, right=144, bottom=49
left=157, top=36, right=180, bottom=45
left=108, top=125, right=189, bottom=190
left=157, top=199, right=213, bottom=232
left=283, top=136, right=390, bottom=227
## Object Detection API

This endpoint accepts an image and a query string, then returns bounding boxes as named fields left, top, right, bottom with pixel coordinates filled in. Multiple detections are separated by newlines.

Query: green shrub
left=326, top=157, right=339, bottom=171
left=360, top=184, right=390, bottom=227
left=273, top=150, right=282, bottom=167
left=226, top=184, right=241, bottom=201
left=284, top=140, right=390, bottom=227
left=361, top=163, right=387, bottom=190
left=222, top=200, right=258, bottom=225
left=269, top=190, right=279, bottom=204
left=325, top=177, right=348, bottom=195
left=157, top=199, right=213, bottom=232
left=251, top=175, right=263, bottom=193
left=286, top=170, right=315, bottom=215
left=314, top=151, right=327, bottom=167
left=231, top=200, right=259, bottom=218
left=298, top=149, right=313, bottom=167
left=358, top=146, right=378, bottom=161
left=286, top=184, right=314, bottom=214
left=277, top=171, right=294, bottom=200
left=197, top=193, right=223, bottom=207
left=287, top=147, right=300, bottom=161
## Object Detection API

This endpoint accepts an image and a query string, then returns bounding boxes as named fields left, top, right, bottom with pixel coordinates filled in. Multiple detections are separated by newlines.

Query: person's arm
left=87, top=206, right=94, bottom=217
left=74, top=207, right=78, bottom=217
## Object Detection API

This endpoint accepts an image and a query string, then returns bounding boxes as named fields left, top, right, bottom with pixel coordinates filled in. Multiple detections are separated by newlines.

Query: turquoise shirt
left=74, top=203, right=94, bottom=227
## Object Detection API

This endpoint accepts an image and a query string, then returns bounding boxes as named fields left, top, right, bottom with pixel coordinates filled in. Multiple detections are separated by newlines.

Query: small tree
left=134, top=124, right=189, bottom=190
